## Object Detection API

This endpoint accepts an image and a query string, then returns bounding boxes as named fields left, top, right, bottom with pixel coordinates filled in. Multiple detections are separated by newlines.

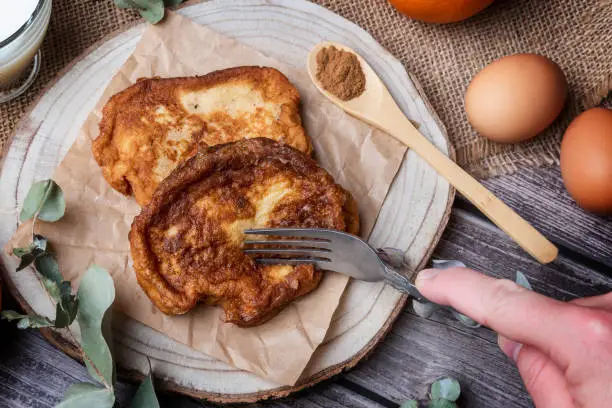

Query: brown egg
left=561, top=108, right=612, bottom=214
left=465, top=54, right=568, bottom=143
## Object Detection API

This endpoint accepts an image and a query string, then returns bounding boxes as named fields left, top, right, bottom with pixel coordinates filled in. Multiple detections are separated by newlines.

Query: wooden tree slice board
left=0, top=0, right=454, bottom=402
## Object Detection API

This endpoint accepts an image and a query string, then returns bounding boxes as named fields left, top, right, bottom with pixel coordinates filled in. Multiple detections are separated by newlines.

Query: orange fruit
left=388, top=0, right=494, bottom=23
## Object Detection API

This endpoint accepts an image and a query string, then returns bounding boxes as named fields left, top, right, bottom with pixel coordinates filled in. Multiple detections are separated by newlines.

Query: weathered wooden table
left=1, top=165, right=611, bottom=408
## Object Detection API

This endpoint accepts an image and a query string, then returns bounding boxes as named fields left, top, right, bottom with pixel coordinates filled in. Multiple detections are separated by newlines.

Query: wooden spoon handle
left=383, top=108, right=558, bottom=264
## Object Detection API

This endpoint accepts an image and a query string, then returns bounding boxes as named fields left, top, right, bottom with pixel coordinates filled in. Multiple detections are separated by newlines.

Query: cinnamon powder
left=316, top=46, right=366, bottom=101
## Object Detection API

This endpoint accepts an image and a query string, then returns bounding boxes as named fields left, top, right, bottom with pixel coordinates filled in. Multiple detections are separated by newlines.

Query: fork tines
left=243, top=228, right=333, bottom=265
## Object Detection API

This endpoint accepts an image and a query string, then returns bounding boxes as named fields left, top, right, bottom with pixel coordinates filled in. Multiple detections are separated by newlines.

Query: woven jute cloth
left=1, top=0, right=610, bottom=178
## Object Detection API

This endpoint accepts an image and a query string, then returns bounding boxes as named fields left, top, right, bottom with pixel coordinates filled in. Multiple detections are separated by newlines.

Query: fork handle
left=380, top=263, right=427, bottom=302
left=380, top=261, right=474, bottom=325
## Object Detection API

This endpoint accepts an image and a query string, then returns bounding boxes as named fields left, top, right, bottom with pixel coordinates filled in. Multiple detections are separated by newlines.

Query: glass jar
left=0, top=0, right=52, bottom=103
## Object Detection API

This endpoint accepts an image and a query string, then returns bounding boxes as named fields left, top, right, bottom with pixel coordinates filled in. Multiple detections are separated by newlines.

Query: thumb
left=498, top=336, right=574, bottom=408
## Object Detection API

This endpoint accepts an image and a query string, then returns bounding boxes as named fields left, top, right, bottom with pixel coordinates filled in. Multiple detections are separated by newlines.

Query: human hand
left=415, top=267, right=612, bottom=408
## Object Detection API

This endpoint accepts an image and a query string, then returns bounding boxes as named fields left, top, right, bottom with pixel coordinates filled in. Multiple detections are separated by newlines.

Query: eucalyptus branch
left=3, top=179, right=158, bottom=407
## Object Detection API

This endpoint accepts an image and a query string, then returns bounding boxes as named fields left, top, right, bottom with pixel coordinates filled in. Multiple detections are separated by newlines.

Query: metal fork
left=243, top=227, right=428, bottom=301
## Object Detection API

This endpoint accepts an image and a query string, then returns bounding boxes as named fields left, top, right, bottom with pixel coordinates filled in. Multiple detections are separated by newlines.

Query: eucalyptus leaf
left=400, top=400, right=419, bottom=408
left=59, top=281, right=74, bottom=298
left=428, top=399, right=457, bottom=408
left=54, top=303, right=70, bottom=328
left=432, top=259, right=466, bottom=269
left=114, top=0, right=138, bottom=8
left=62, top=383, right=104, bottom=399
left=19, top=180, right=51, bottom=222
left=36, top=255, right=65, bottom=303
left=451, top=310, right=482, bottom=328
left=19, top=180, right=65, bottom=223
left=130, top=370, right=160, bottom=408
left=55, top=296, right=79, bottom=329
left=1, top=310, right=53, bottom=328
left=1, top=310, right=29, bottom=321
left=55, top=383, right=115, bottom=408
left=2, top=310, right=54, bottom=329
left=18, top=315, right=54, bottom=329
left=412, top=299, right=440, bottom=319
left=60, top=295, right=79, bottom=328
left=431, top=377, right=461, bottom=402
left=15, top=248, right=47, bottom=271
left=77, top=266, right=115, bottom=387
left=37, top=180, right=65, bottom=222
left=13, top=246, right=33, bottom=257
left=34, top=253, right=63, bottom=284
left=516, top=271, right=532, bottom=290
left=137, top=0, right=164, bottom=24
left=41, top=276, right=61, bottom=302
left=114, top=0, right=165, bottom=24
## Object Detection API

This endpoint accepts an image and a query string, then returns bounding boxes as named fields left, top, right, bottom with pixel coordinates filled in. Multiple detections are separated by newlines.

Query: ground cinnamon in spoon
left=316, top=46, right=366, bottom=101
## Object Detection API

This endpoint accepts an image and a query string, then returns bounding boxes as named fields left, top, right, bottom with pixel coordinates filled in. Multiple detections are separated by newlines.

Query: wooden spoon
left=308, top=42, right=558, bottom=264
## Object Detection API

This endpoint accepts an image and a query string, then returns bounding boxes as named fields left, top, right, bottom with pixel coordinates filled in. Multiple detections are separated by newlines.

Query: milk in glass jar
left=0, top=0, right=52, bottom=103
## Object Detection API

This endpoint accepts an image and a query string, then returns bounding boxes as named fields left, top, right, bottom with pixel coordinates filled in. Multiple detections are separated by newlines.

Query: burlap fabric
left=1, top=0, right=610, bottom=178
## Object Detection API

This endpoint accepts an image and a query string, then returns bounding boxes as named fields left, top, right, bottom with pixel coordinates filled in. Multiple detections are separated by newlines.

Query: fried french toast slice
left=93, top=67, right=311, bottom=206
left=129, top=138, right=359, bottom=327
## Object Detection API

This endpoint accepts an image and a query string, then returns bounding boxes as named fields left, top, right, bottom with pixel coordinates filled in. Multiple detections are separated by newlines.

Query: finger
left=499, top=336, right=575, bottom=408
left=570, top=292, right=612, bottom=311
left=416, top=268, right=575, bottom=364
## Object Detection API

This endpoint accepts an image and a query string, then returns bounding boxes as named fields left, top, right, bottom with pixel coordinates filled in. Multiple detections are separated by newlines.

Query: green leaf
left=130, top=370, right=160, bottom=408
left=20, top=180, right=51, bottom=222
left=431, top=378, right=461, bottom=402
left=19, top=180, right=65, bottom=223
left=18, top=315, right=54, bottom=329
left=34, top=253, right=63, bottom=284
left=37, top=180, right=65, bottom=222
left=15, top=248, right=47, bottom=272
left=137, top=0, right=165, bottom=24
left=31, top=252, right=65, bottom=303
left=113, top=0, right=165, bottom=24
left=13, top=246, right=32, bottom=257
left=1, top=310, right=29, bottom=320
left=62, top=383, right=104, bottom=399
left=516, top=271, right=533, bottom=290
left=55, top=295, right=78, bottom=329
left=412, top=299, right=440, bottom=319
left=77, top=265, right=115, bottom=387
left=41, top=276, right=61, bottom=302
left=451, top=310, right=481, bottom=328
left=428, top=399, right=457, bottom=408
left=2, top=311, right=54, bottom=329
left=400, top=400, right=419, bottom=408
left=55, top=383, right=115, bottom=408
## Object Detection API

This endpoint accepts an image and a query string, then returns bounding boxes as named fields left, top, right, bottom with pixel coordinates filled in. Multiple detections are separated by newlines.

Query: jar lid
left=0, top=0, right=42, bottom=46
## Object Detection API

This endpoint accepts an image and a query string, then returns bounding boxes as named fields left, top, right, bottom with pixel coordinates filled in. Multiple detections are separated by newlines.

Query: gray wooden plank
left=0, top=322, right=382, bottom=408
left=158, top=384, right=386, bottom=408
left=0, top=323, right=135, bottom=408
left=480, top=165, right=612, bottom=267
left=345, top=208, right=612, bottom=408
left=3, top=166, right=611, bottom=408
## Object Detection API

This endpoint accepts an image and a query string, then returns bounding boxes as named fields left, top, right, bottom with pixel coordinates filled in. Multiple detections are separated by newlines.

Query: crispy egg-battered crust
left=93, top=67, right=311, bottom=206
left=129, top=138, right=359, bottom=327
